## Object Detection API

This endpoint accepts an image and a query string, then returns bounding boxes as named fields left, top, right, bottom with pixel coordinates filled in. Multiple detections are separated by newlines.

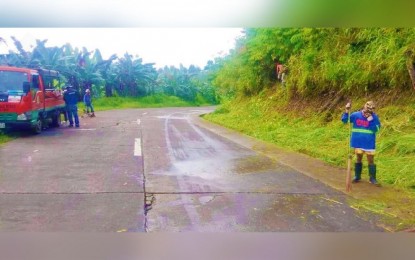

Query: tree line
left=0, top=36, right=219, bottom=104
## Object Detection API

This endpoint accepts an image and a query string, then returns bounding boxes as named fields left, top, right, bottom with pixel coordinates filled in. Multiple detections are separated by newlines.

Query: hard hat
left=85, top=89, right=90, bottom=93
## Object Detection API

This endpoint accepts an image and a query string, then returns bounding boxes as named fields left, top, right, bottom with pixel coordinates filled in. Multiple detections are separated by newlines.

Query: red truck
left=0, top=66, right=66, bottom=133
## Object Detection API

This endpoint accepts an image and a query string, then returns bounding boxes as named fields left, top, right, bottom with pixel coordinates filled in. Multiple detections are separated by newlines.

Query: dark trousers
left=67, top=105, right=79, bottom=126
left=85, top=103, right=94, bottom=113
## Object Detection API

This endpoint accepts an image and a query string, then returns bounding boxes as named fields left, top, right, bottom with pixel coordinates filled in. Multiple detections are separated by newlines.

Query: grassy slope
left=203, top=87, right=415, bottom=228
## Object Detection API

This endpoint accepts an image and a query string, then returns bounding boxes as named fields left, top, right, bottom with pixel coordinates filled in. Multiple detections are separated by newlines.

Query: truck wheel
left=33, top=118, right=42, bottom=134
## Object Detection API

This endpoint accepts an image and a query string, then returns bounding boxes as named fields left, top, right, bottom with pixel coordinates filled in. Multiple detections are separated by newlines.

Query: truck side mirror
left=23, top=82, right=31, bottom=93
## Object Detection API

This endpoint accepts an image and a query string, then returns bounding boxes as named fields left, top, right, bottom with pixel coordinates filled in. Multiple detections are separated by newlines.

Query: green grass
left=83, top=93, right=204, bottom=111
left=0, top=133, right=12, bottom=145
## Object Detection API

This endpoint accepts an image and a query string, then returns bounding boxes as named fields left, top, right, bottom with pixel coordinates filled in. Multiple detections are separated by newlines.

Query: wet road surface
left=0, top=107, right=384, bottom=231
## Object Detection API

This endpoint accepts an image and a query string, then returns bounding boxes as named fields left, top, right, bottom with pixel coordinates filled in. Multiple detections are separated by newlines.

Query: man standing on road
left=63, top=85, right=80, bottom=128
left=83, top=89, right=95, bottom=117
left=341, top=101, right=381, bottom=185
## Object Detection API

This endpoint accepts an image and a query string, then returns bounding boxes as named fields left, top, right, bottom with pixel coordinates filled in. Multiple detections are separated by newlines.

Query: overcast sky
left=0, top=28, right=244, bottom=68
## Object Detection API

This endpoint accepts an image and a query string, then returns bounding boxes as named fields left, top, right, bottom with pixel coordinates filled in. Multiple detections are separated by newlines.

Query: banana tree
left=112, top=53, right=157, bottom=97
left=157, top=64, right=199, bottom=101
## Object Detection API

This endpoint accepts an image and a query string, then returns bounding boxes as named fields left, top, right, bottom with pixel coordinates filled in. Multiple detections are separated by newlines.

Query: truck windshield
left=0, top=71, right=28, bottom=94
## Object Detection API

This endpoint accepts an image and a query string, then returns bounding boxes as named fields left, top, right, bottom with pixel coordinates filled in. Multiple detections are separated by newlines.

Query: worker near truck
left=341, top=101, right=381, bottom=185
left=63, top=85, right=80, bottom=128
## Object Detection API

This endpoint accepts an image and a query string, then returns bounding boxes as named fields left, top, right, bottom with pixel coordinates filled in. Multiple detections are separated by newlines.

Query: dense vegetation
left=206, top=28, right=415, bottom=194
left=213, top=28, right=415, bottom=99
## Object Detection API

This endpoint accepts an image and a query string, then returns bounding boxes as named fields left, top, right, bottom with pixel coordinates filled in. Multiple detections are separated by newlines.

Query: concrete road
left=0, top=107, right=384, bottom=231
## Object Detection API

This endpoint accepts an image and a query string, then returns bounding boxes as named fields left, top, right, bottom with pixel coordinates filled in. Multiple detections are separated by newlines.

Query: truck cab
left=0, top=66, right=66, bottom=133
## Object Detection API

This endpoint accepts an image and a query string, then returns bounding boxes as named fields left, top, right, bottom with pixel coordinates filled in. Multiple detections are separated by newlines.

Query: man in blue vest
left=63, top=85, right=80, bottom=128
left=341, top=101, right=381, bottom=185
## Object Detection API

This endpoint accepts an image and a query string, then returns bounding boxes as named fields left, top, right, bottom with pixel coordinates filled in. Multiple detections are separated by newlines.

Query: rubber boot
left=91, top=112, right=95, bottom=117
left=369, top=164, right=380, bottom=186
left=352, top=163, right=362, bottom=183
